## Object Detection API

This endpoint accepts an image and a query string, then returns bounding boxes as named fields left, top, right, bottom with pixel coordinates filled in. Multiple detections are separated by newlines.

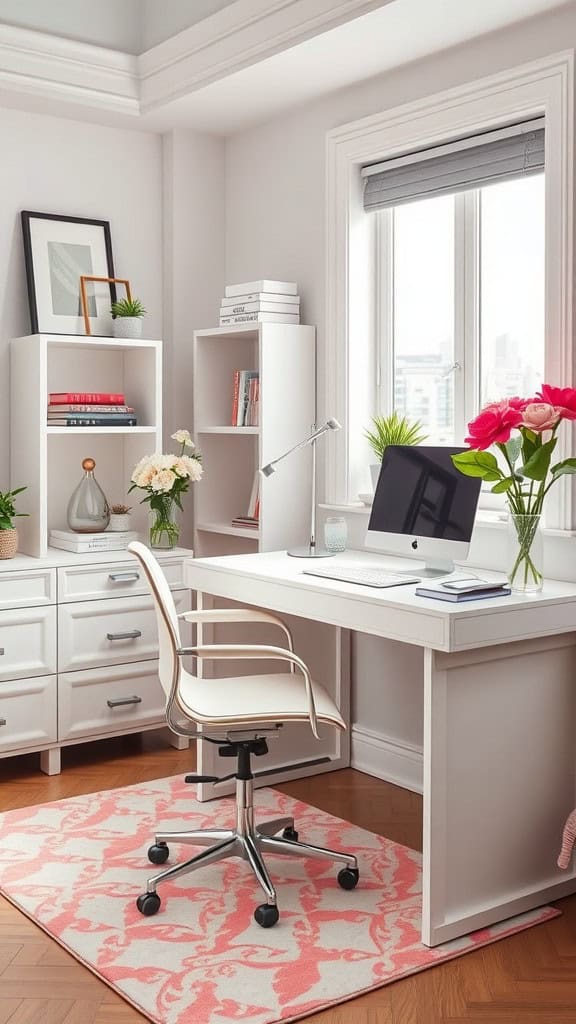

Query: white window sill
left=319, top=503, right=576, bottom=538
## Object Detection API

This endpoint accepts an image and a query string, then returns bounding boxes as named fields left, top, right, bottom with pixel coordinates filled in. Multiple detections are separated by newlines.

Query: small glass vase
left=149, top=497, right=179, bottom=550
left=67, top=458, right=110, bottom=533
left=507, top=513, right=543, bottom=594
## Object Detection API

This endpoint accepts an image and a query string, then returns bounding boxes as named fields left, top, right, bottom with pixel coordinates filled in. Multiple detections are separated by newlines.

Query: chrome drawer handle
left=0, top=718, right=6, bottom=726
left=106, top=630, right=142, bottom=641
left=108, top=572, right=140, bottom=583
left=0, top=648, right=4, bottom=656
left=107, top=696, right=142, bottom=708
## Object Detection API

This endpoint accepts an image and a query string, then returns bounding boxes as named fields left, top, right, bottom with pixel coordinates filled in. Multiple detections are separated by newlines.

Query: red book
left=231, top=371, right=241, bottom=426
left=49, top=392, right=125, bottom=405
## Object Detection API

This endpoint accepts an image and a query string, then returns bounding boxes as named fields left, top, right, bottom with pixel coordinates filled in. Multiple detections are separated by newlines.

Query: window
left=376, top=173, right=545, bottom=447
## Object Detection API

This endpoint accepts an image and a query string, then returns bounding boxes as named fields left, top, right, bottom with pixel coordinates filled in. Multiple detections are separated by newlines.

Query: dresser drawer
left=58, top=662, right=165, bottom=740
left=0, top=568, right=56, bottom=610
left=58, top=556, right=186, bottom=602
left=0, top=675, right=57, bottom=752
left=58, top=590, right=190, bottom=672
left=0, top=606, right=57, bottom=681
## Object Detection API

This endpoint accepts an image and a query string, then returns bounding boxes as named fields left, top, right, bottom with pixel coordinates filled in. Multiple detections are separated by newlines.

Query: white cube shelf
left=10, top=335, right=162, bottom=557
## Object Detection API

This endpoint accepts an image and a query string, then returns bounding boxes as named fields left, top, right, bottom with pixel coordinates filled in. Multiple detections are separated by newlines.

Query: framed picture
left=21, top=211, right=117, bottom=336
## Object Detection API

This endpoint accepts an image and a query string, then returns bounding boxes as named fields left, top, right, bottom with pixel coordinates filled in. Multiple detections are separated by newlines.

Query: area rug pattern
left=0, top=776, right=558, bottom=1024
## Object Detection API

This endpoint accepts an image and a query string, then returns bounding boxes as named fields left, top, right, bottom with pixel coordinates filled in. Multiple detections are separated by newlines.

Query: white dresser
left=0, top=546, right=191, bottom=774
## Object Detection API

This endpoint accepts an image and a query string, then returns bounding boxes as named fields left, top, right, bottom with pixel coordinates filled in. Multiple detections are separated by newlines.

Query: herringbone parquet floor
left=0, top=731, right=575, bottom=1024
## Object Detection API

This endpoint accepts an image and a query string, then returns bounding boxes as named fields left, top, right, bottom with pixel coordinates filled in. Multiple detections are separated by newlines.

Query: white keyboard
left=303, top=566, right=421, bottom=588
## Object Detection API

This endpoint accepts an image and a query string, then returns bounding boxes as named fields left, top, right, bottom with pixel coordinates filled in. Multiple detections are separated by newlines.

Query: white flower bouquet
left=130, top=429, right=202, bottom=549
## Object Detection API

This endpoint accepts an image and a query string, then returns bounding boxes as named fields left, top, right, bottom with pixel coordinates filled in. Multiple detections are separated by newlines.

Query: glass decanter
left=67, top=457, right=110, bottom=532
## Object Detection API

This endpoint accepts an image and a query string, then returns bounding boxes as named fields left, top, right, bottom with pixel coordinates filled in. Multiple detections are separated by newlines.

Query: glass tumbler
left=324, top=516, right=347, bottom=553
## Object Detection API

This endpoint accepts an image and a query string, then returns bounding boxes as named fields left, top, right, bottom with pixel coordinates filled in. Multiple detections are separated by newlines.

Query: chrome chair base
left=136, top=777, right=359, bottom=926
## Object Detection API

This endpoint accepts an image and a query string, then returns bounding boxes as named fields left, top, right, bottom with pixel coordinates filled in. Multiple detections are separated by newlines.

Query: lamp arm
left=261, top=419, right=340, bottom=475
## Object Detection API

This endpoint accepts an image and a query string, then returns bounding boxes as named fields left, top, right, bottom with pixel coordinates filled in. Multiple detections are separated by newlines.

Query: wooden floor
left=1, top=732, right=575, bottom=1024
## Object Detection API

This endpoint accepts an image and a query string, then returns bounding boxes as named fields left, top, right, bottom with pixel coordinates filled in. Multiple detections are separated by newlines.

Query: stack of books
left=415, top=578, right=511, bottom=602
left=231, top=370, right=259, bottom=426
left=47, top=392, right=137, bottom=427
left=49, top=528, right=138, bottom=553
left=220, top=280, right=300, bottom=326
left=231, top=473, right=260, bottom=530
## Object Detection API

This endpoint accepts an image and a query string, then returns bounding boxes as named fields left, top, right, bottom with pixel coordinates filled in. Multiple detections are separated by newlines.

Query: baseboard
left=351, top=726, right=423, bottom=794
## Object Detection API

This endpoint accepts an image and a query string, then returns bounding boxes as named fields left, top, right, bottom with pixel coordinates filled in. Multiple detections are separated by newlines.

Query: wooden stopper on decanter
left=82, top=458, right=96, bottom=472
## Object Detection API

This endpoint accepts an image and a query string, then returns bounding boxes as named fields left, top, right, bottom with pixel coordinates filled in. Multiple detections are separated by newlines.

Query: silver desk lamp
left=260, top=418, right=341, bottom=557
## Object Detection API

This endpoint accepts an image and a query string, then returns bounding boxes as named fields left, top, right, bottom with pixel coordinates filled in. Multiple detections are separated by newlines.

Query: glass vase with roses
left=452, top=385, right=576, bottom=593
left=129, top=429, right=203, bottom=550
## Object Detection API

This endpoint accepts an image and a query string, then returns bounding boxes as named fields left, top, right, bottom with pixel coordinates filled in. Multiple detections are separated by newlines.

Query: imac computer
left=367, top=445, right=482, bottom=577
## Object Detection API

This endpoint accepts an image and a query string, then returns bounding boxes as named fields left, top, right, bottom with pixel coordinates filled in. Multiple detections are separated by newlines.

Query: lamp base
left=287, top=546, right=336, bottom=558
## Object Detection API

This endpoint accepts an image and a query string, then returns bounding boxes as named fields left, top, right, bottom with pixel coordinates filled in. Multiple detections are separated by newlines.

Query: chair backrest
left=127, top=541, right=180, bottom=700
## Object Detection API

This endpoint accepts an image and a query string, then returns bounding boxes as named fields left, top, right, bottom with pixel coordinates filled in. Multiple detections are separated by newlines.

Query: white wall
left=0, top=0, right=142, bottom=52
left=162, top=129, right=226, bottom=545
left=0, top=106, right=162, bottom=491
left=142, top=0, right=236, bottom=51
left=223, top=2, right=576, bottom=782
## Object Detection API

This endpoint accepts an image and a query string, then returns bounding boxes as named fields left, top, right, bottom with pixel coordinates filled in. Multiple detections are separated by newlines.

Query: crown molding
left=0, top=0, right=388, bottom=122
left=138, top=0, right=390, bottom=111
left=0, top=23, right=139, bottom=115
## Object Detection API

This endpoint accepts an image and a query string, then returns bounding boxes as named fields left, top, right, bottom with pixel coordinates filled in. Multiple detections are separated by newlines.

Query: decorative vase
left=113, top=317, right=142, bottom=340
left=0, top=528, right=18, bottom=559
left=108, top=513, right=132, bottom=532
left=67, top=458, right=110, bottom=533
left=149, top=497, right=179, bottom=550
left=507, top=513, right=543, bottom=593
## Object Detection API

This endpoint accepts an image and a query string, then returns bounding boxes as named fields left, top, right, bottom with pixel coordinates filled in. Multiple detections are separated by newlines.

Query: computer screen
left=367, top=446, right=481, bottom=575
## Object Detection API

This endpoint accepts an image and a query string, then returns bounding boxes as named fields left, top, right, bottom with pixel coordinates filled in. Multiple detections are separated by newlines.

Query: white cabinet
left=0, top=548, right=190, bottom=775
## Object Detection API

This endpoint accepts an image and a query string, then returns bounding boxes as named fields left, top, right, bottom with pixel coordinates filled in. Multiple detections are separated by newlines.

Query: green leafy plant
left=364, top=412, right=428, bottom=462
left=0, top=487, right=28, bottom=531
left=111, top=297, right=146, bottom=318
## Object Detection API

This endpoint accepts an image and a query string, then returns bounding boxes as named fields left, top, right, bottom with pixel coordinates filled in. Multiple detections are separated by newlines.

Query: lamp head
left=326, top=418, right=341, bottom=431
left=260, top=463, right=275, bottom=477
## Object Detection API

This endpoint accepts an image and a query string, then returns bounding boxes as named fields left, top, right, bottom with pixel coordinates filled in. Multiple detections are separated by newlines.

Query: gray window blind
left=362, top=118, right=545, bottom=212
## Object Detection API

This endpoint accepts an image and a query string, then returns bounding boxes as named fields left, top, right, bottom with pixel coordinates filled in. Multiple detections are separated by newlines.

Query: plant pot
left=370, top=464, right=382, bottom=491
left=113, top=317, right=142, bottom=340
left=0, top=528, right=18, bottom=559
left=108, top=514, right=132, bottom=532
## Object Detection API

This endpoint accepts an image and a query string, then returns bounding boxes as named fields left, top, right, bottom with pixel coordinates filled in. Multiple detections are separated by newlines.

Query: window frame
left=325, top=51, right=574, bottom=531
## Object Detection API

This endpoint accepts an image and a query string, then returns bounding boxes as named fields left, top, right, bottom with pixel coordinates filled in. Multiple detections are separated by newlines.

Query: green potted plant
left=0, top=486, right=28, bottom=559
left=111, top=296, right=146, bottom=340
left=364, top=412, right=427, bottom=491
left=108, top=502, right=132, bottom=532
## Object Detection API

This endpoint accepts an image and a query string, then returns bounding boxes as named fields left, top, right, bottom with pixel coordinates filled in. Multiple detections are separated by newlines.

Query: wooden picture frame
left=80, top=276, right=131, bottom=336
left=21, top=211, right=116, bottom=336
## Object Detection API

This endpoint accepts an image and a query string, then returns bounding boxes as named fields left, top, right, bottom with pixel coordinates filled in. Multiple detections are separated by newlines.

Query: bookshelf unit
left=193, top=323, right=316, bottom=556
left=10, top=334, right=162, bottom=558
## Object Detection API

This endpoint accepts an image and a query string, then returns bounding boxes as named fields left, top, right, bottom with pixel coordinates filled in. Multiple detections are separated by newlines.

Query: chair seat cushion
left=177, top=670, right=345, bottom=731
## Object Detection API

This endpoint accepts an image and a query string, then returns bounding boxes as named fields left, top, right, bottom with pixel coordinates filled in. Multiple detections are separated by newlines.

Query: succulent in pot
left=108, top=502, right=132, bottom=532
left=111, top=297, right=146, bottom=339
left=364, top=412, right=428, bottom=491
left=0, top=486, right=28, bottom=559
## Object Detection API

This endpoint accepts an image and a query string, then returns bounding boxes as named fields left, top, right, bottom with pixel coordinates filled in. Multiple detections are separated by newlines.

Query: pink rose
left=537, top=384, right=576, bottom=420
left=465, top=400, right=523, bottom=450
left=522, top=402, right=561, bottom=433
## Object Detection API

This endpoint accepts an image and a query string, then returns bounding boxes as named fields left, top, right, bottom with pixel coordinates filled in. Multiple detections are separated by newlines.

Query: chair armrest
left=175, top=643, right=319, bottom=738
left=177, top=608, right=293, bottom=659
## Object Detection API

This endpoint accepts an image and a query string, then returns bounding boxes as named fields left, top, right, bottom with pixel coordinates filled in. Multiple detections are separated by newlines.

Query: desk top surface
left=184, top=549, right=576, bottom=652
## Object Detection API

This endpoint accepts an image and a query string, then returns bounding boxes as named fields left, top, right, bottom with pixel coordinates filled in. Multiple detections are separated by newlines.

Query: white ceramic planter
left=108, top=514, right=132, bottom=533
left=113, top=317, right=143, bottom=340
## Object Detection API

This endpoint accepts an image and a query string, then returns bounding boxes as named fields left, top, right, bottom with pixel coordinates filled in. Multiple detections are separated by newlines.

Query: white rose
left=186, top=459, right=203, bottom=482
left=151, top=468, right=177, bottom=493
left=173, top=457, right=189, bottom=478
left=131, top=455, right=151, bottom=484
left=171, top=429, right=195, bottom=448
left=135, top=465, right=156, bottom=487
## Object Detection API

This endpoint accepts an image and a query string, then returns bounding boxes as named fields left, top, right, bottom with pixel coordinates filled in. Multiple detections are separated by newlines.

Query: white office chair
left=129, top=541, right=359, bottom=928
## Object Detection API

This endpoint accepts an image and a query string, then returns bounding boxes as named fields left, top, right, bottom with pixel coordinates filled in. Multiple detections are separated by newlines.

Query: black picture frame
left=21, top=211, right=117, bottom=336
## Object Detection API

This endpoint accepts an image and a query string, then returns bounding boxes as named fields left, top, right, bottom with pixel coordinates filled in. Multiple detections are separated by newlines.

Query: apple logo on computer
left=411, top=539, right=418, bottom=550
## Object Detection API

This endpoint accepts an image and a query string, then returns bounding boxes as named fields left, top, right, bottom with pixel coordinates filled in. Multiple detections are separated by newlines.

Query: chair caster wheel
left=136, top=892, right=161, bottom=916
left=148, top=842, right=169, bottom=865
left=337, top=866, right=359, bottom=890
left=254, top=903, right=279, bottom=928
left=282, top=826, right=299, bottom=842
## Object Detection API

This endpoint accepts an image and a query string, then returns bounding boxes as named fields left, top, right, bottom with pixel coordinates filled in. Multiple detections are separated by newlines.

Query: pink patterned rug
left=0, top=776, right=558, bottom=1024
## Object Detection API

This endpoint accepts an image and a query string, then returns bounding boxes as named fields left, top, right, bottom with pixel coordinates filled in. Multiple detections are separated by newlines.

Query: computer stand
left=399, top=558, right=456, bottom=579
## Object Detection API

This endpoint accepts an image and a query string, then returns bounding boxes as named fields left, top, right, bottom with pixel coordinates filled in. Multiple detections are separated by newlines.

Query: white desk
left=185, top=549, right=576, bottom=946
